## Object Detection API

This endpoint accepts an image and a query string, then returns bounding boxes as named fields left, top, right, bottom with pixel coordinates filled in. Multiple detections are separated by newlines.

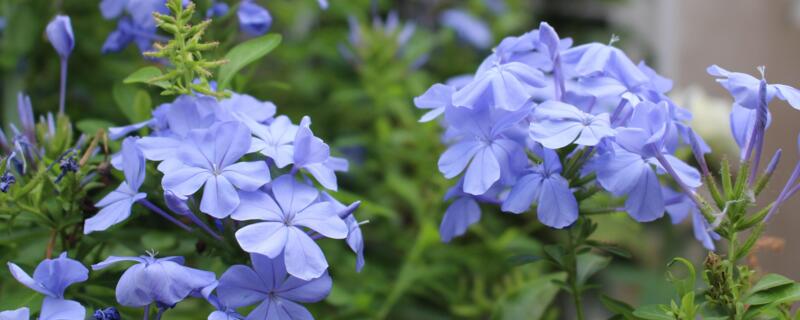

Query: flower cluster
left=80, top=85, right=364, bottom=316
left=417, top=22, right=719, bottom=248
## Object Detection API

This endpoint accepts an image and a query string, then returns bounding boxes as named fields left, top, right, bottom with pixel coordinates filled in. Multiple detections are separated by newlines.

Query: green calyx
left=144, top=0, right=228, bottom=98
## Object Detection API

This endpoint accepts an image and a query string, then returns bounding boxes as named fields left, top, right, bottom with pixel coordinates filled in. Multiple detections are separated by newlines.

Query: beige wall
left=614, top=0, right=800, bottom=277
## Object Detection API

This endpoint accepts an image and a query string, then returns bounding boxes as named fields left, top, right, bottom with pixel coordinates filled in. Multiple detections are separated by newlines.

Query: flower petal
left=217, top=265, right=270, bottom=308
left=235, top=222, right=289, bottom=258
left=463, top=147, right=500, bottom=195
left=222, top=161, right=271, bottom=191
left=200, top=175, right=240, bottom=218
left=537, top=175, right=578, bottom=228
left=293, top=202, right=348, bottom=239
left=439, top=197, right=481, bottom=242
left=283, top=228, right=328, bottom=281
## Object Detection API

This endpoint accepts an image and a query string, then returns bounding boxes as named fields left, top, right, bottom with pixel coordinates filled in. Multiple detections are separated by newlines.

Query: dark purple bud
left=93, top=307, right=120, bottom=320
left=46, top=15, right=75, bottom=59
left=0, top=171, right=16, bottom=193
left=55, top=156, right=79, bottom=183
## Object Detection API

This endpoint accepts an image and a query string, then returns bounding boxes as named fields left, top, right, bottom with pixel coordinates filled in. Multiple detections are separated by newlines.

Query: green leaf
left=632, top=305, right=673, bottom=320
left=507, top=254, right=541, bottom=266
left=217, top=34, right=282, bottom=90
left=747, top=273, right=795, bottom=296
left=491, top=272, right=566, bottom=320
left=587, top=241, right=632, bottom=259
left=599, top=294, right=635, bottom=317
left=124, top=66, right=169, bottom=88
left=542, top=245, right=565, bottom=267
left=744, top=282, right=800, bottom=306
left=113, top=85, right=152, bottom=124
left=131, top=90, right=153, bottom=123
left=666, top=257, right=696, bottom=298
left=76, top=119, right=114, bottom=135
left=576, top=252, right=611, bottom=286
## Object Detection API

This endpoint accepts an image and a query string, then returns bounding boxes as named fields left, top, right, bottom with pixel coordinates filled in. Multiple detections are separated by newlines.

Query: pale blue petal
left=230, top=191, right=284, bottom=222
left=136, top=136, right=182, bottom=161
left=8, top=262, right=52, bottom=296
left=272, top=176, right=319, bottom=214
left=235, top=222, right=288, bottom=258
left=663, top=154, right=702, bottom=188
left=121, top=137, right=146, bottom=190
left=222, top=161, right=271, bottom=191
left=91, top=256, right=144, bottom=270
left=774, top=84, right=800, bottom=109
left=115, top=264, right=151, bottom=306
left=32, top=253, right=88, bottom=298
left=0, top=307, right=29, bottom=320
left=217, top=265, right=269, bottom=308
left=440, top=197, right=481, bottom=242
left=39, top=297, right=84, bottom=320
left=162, top=167, right=212, bottom=197
left=625, top=168, right=664, bottom=222
left=304, top=163, right=338, bottom=190
left=463, top=147, right=500, bottom=195
left=293, top=202, right=348, bottom=239
left=283, top=228, right=328, bottom=281
left=278, top=272, right=332, bottom=303
left=501, top=173, right=543, bottom=214
left=200, top=175, right=240, bottom=218
left=537, top=175, right=578, bottom=228
left=438, top=140, right=482, bottom=179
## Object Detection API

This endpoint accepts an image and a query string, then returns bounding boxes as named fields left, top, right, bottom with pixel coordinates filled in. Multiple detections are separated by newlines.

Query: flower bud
left=46, top=15, right=75, bottom=59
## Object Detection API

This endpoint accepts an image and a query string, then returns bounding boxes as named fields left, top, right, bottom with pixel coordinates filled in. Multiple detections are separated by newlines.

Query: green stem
left=566, top=227, right=586, bottom=320
left=726, top=225, right=739, bottom=315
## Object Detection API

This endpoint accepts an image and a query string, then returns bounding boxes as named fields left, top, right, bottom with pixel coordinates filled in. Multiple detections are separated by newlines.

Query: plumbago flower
left=92, top=253, right=216, bottom=308
left=101, top=90, right=363, bottom=316
left=7, top=253, right=88, bottom=319
left=232, top=175, right=348, bottom=280
left=215, top=254, right=331, bottom=319
left=419, top=21, right=709, bottom=242
left=84, top=137, right=147, bottom=234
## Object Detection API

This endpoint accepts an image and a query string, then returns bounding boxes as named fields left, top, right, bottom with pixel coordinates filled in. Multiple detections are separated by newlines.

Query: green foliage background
left=0, top=0, right=709, bottom=318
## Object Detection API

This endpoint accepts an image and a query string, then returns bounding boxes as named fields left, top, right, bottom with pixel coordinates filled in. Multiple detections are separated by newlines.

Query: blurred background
left=0, top=0, right=799, bottom=318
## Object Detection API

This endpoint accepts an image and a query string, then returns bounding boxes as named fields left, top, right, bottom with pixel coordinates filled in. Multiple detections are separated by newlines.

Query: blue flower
left=99, top=0, right=168, bottom=53
left=452, top=61, right=545, bottom=111
left=440, top=9, right=492, bottom=50
left=292, top=117, right=346, bottom=191
left=414, top=83, right=454, bottom=123
left=85, top=137, right=147, bottom=234
left=707, top=65, right=800, bottom=111
left=502, top=148, right=578, bottom=228
left=322, top=192, right=364, bottom=271
left=663, top=187, right=720, bottom=250
left=162, top=121, right=270, bottom=218
left=0, top=308, right=28, bottom=320
left=529, top=100, right=615, bottom=149
left=216, top=254, right=331, bottom=320
left=237, top=1, right=272, bottom=36
left=206, top=2, right=230, bottom=18
left=439, top=181, right=483, bottom=242
left=91, top=253, right=217, bottom=307
left=7, top=252, right=88, bottom=319
left=46, top=15, right=74, bottom=59
left=438, top=105, right=528, bottom=195
left=232, top=175, right=348, bottom=280
left=249, top=116, right=298, bottom=168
